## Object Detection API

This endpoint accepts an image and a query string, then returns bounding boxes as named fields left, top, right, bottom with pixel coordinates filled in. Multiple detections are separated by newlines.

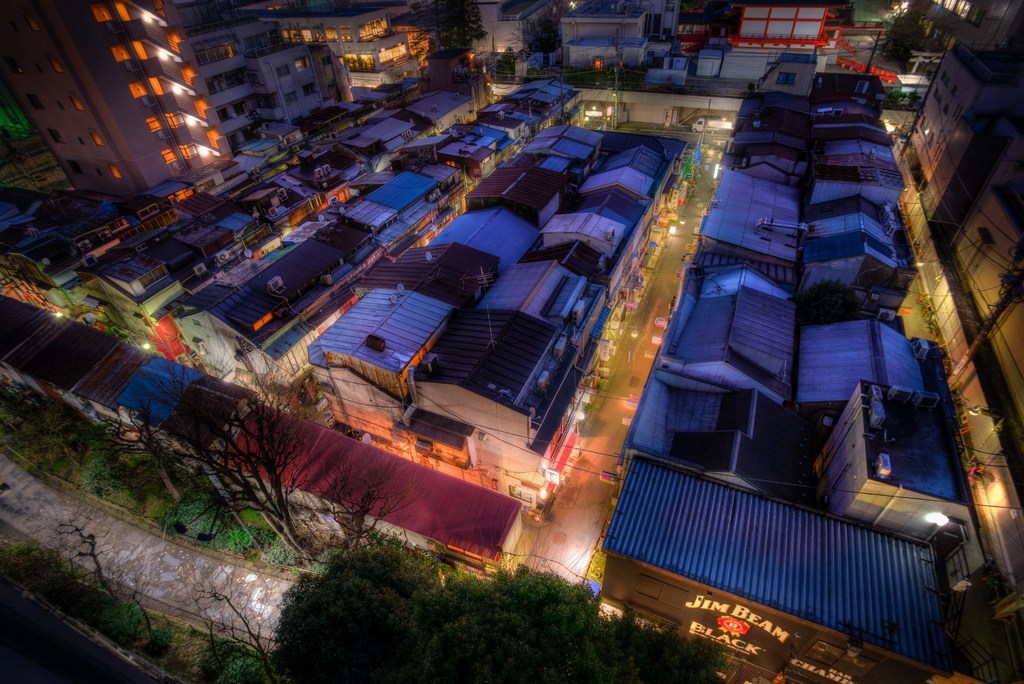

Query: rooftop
left=476, top=261, right=586, bottom=325
left=430, top=207, right=539, bottom=271
left=798, top=321, right=924, bottom=405
left=467, top=166, right=567, bottom=212
left=604, top=460, right=950, bottom=671
left=309, top=289, right=454, bottom=373
left=355, top=243, right=499, bottom=308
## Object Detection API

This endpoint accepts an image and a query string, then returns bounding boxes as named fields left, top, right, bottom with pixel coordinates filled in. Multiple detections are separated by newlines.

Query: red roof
left=467, top=166, right=566, bottom=210
left=237, top=415, right=521, bottom=560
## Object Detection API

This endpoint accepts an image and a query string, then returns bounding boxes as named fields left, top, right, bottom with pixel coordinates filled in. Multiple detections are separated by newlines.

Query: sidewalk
left=0, top=452, right=292, bottom=636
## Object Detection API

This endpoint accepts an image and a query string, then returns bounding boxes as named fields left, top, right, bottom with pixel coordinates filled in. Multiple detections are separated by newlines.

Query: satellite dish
left=396, top=283, right=405, bottom=293
left=425, top=251, right=433, bottom=262
left=243, top=249, right=253, bottom=259
left=41, top=258, right=51, bottom=266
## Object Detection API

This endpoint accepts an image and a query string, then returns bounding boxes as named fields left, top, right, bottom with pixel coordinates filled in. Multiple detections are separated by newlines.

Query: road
left=526, top=153, right=717, bottom=584
left=0, top=452, right=292, bottom=641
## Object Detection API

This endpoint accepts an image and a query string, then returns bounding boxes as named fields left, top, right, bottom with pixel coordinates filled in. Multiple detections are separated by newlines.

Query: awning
left=590, top=305, right=612, bottom=340
left=407, top=408, right=475, bottom=450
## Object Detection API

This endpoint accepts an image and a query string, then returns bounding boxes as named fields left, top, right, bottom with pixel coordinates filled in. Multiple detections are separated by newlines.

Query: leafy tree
left=415, top=0, right=486, bottom=50
left=794, top=279, right=862, bottom=326
left=885, top=10, right=926, bottom=63
left=496, top=47, right=517, bottom=75
left=528, top=15, right=560, bottom=54
left=273, top=544, right=433, bottom=684
left=273, top=546, right=725, bottom=683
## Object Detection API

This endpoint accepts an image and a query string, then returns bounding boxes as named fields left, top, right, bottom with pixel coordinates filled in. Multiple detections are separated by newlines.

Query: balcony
left=206, top=82, right=251, bottom=108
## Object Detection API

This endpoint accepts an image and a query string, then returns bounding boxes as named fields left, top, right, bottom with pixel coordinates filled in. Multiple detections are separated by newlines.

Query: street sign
left=655, top=317, right=667, bottom=328
left=625, top=301, right=638, bottom=309
left=600, top=471, right=619, bottom=483
left=651, top=335, right=662, bottom=345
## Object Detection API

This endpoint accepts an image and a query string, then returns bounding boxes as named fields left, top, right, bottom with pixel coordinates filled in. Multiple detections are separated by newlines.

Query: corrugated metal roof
left=468, top=166, right=566, bottom=211
left=364, top=171, right=436, bottom=211
left=604, top=460, right=950, bottom=670
left=283, top=417, right=521, bottom=559
left=581, top=166, right=654, bottom=200
left=0, top=295, right=52, bottom=359
left=797, top=320, right=924, bottom=404
left=4, top=315, right=122, bottom=391
left=476, top=261, right=584, bottom=324
left=417, top=309, right=556, bottom=407
left=520, top=240, right=605, bottom=277
left=356, top=243, right=499, bottom=308
left=576, top=188, right=649, bottom=231
left=309, top=289, right=454, bottom=372
left=72, top=345, right=149, bottom=409
left=543, top=212, right=622, bottom=253
left=430, top=207, right=539, bottom=271
left=699, top=170, right=802, bottom=263
left=116, top=358, right=204, bottom=426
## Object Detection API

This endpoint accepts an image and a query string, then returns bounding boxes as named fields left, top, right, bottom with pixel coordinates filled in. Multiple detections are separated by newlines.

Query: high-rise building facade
left=0, top=1, right=349, bottom=195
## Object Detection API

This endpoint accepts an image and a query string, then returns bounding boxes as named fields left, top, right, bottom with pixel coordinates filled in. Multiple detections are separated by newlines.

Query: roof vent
left=365, top=334, right=386, bottom=352
left=266, top=276, right=285, bottom=294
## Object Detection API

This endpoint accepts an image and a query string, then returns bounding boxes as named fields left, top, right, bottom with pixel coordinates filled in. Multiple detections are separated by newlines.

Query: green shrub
left=96, top=601, right=145, bottom=644
left=146, top=623, right=175, bottom=656
left=214, top=527, right=257, bottom=554
left=216, top=655, right=267, bottom=684
left=82, top=451, right=128, bottom=499
left=261, top=537, right=298, bottom=568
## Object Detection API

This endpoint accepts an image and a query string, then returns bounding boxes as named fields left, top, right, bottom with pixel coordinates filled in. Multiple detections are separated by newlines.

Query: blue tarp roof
left=603, top=460, right=951, bottom=671
left=116, top=359, right=203, bottom=426
left=364, top=171, right=435, bottom=211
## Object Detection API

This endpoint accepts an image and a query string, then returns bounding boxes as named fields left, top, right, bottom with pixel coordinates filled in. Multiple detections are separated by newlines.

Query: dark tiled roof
left=356, top=243, right=499, bottom=307
left=519, top=240, right=605, bottom=277
left=0, top=295, right=52, bottom=358
left=417, top=309, right=556, bottom=407
left=468, top=166, right=566, bottom=210
left=4, top=311, right=121, bottom=390
left=598, top=131, right=686, bottom=158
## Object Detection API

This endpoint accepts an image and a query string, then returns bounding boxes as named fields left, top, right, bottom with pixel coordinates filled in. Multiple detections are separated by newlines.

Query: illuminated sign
left=684, top=595, right=791, bottom=642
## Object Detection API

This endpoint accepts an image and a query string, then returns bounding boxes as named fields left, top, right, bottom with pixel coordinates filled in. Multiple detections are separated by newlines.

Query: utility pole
left=951, top=244, right=1024, bottom=379
left=612, top=31, right=621, bottom=129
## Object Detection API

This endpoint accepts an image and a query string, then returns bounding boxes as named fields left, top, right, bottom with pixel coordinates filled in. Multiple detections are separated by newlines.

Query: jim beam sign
left=684, top=595, right=790, bottom=658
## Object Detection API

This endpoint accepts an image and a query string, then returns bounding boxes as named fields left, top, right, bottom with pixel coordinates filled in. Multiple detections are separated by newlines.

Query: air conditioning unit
left=427, top=190, right=441, bottom=202
left=877, top=308, right=897, bottom=321
left=265, top=205, right=280, bottom=218
left=553, top=335, right=567, bottom=359
left=316, top=213, right=327, bottom=223
left=134, top=243, right=147, bottom=253
left=912, top=338, right=932, bottom=360
left=875, top=453, right=892, bottom=477
left=319, top=273, right=333, bottom=286
left=868, top=399, right=886, bottom=430
left=215, top=251, right=231, bottom=264
left=314, top=168, right=325, bottom=180
left=266, top=275, right=285, bottom=294
left=571, top=299, right=588, bottom=326
left=81, top=254, right=98, bottom=267
left=276, top=188, right=288, bottom=202
left=329, top=197, right=342, bottom=208
left=912, top=391, right=941, bottom=409
left=887, top=386, right=915, bottom=404
left=535, top=370, right=551, bottom=393
left=193, top=263, right=208, bottom=276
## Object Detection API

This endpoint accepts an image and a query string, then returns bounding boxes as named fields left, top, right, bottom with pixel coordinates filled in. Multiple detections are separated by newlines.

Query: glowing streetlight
left=142, top=342, right=152, bottom=351
left=924, top=512, right=949, bottom=526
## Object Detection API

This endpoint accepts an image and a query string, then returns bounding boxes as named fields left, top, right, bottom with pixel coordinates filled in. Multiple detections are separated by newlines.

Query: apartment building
left=0, top=0, right=347, bottom=195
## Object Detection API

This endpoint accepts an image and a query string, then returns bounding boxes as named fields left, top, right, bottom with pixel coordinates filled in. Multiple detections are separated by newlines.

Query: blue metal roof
left=539, top=156, right=572, bottom=173
left=364, top=171, right=435, bottom=211
left=431, top=207, right=539, bottom=271
left=591, top=305, right=612, bottom=339
left=603, top=460, right=950, bottom=671
left=116, top=358, right=203, bottom=426
left=804, top=232, right=864, bottom=262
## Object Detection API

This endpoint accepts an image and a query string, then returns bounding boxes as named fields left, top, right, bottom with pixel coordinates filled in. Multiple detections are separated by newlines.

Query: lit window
left=133, top=41, right=148, bottom=60
left=111, top=45, right=130, bottom=62
left=114, top=2, right=130, bottom=21
left=593, top=57, right=604, bottom=70
left=108, top=164, right=122, bottom=179
left=776, top=72, right=796, bottom=85
left=160, top=148, right=176, bottom=163
left=167, top=31, right=182, bottom=53
left=70, top=94, right=85, bottom=110
left=326, top=28, right=338, bottom=41
left=178, top=143, right=198, bottom=159
left=294, top=56, right=309, bottom=71
left=90, top=130, right=104, bottom=146
left=92, top=4, right=113, bottom=22
left=148, top=77, right=164, bottom=95
left=164, top=112, right=184, bottom=127
left=48, top=54, right=64, bottom=73
left=301, top=29, right=313, bottom=42
left=207, top=129, right=221, bottom=150
left=128, top=81, right=147, bottom=98
left=23, top=12, right=41, bottom=31
left=146, top=116, right=161, bottom=131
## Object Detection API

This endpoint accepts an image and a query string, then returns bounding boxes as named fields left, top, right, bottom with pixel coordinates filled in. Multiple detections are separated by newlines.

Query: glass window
left=161, top=148, right=176, bottom=163
left=276, top=64, right=289, bottom=77
left=145, top=116, right=161, bottom=131
left=108, top=164, right=122, bottom=179
left=68, top=159, right=83, bottom=174
left=70, top=94, right=86, bottom=110
left=178, top=143, right=198, bottom=159
left=4, top=56, right=22, bottom=74
left=90, top=130, right=104, bottom=146
left=92, top=4, right=113, bottom=22
left=48, top=128, right=63, bottom=143
left=326, top=28, right=338, bottom=41
left=128, top=81, right=147, bottom=98
left=284, top=91, right=297, bottom=103
left=26, top=93, right=44, bottom=109
left=111, top=45, right=131, bottom=62
left=776, top=72, right=796, bottom=84
left=294, top=56, right=309, bottom=71
left=48, top=54, right=65, bottom=72
left=357, top=17, right=388, bottom=42
left=302, top=82, right=316, bottom=96
left=339, top=26, right=352, bottom=42
left=23, top=12, right=41, bottom=31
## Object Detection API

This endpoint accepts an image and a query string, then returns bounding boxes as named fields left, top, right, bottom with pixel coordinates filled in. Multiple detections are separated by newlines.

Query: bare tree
left=192, top=567, right=282, bottom=684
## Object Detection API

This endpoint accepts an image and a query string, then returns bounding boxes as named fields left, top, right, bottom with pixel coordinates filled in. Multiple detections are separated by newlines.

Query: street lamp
left=630, top=327, right=639, bottom=338
left=924, top=511, right=949, bottom=526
